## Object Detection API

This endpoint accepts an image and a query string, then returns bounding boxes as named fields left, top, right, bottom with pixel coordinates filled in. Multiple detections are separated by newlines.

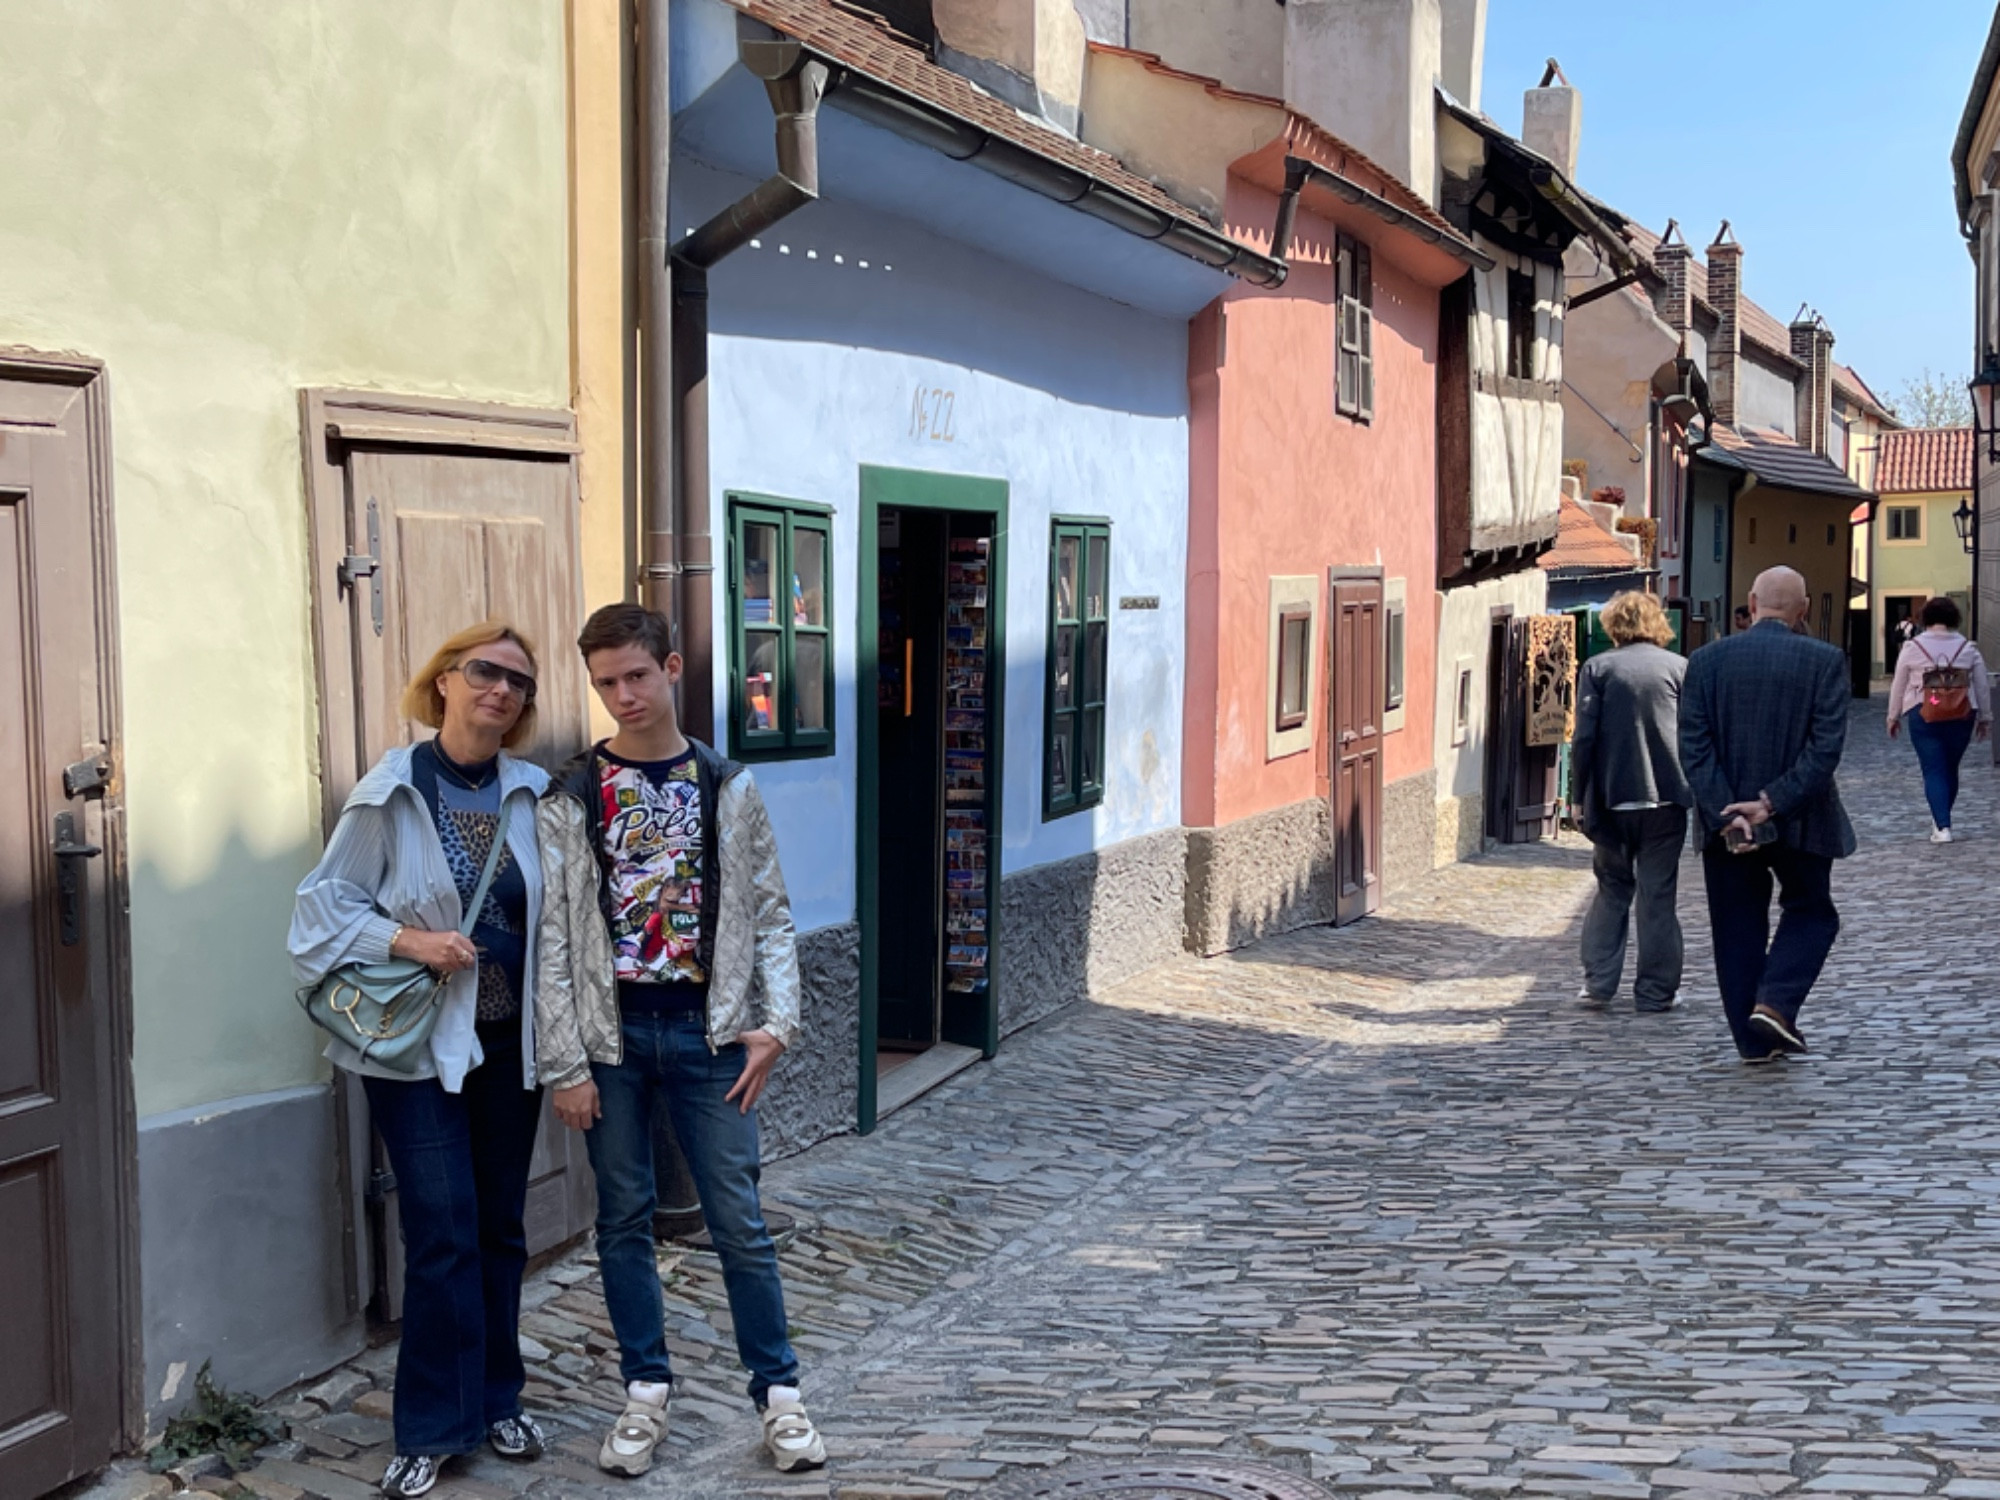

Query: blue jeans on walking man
left=1905, top=708, right=1976, bottom=831
left=585, top=1012, right=800, bottom=1403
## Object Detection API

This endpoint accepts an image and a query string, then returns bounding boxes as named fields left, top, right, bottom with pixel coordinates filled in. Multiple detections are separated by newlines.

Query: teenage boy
left=534, top=603, right=823, bottom=1477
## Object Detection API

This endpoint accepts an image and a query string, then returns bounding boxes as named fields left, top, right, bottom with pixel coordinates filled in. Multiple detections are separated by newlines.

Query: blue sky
left=1482, top=0, right=1991, bottom=411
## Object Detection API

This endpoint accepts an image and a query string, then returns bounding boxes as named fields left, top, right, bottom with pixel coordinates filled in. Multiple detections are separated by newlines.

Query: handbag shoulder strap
left=457, top=796, right=516, bottom=938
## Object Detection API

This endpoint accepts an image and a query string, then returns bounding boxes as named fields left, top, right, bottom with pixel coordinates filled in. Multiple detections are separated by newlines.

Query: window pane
left=1278, top=614, right=1308, bottom=724
left=1386, top=609, right=1406, bottom=711
left=1049, top=715, right=1074, bottom=799
left=1081, top=707, right=1102, bottom=790
left=794, top=634, right=826, bottom=730
left=742, top=522, right=779, bottom=625
left=1082, top=621, right=1106, bottom=705
left=1085, top=535, right=1108, bottom=619
left=1054, top=624, right=1077, bottom=709
left=793, top=527, right=826, bottom=627
left=743, top=631, right=778, bottom=734
left=1057, top=534, right=1080, bottom=621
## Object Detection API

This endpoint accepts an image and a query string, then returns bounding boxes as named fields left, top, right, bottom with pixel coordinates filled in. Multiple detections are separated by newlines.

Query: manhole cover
left=985, top=1460, right=1330, bottom=1500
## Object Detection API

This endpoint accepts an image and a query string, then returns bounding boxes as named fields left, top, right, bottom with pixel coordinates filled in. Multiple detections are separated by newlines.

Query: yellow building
left=1870, top=427, right=1976, bottom=673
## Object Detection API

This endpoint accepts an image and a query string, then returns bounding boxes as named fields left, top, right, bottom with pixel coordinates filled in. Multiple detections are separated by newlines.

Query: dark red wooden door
left=1330, top=578, right=1384, bottom=925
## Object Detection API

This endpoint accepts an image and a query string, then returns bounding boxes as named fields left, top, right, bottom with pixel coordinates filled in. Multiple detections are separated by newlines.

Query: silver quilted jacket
left=533, top=743, right=803, bottom=1090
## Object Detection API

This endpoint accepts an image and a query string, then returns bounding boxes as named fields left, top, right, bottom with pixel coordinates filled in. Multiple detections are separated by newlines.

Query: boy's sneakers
left=761, top=1387, right=826, bottom=1471
left=379, top=1455, right=440, bottom=1499
left=599, top=1381, right=670, bottom=1477
left=488, top=1413, right=545, bottom=1461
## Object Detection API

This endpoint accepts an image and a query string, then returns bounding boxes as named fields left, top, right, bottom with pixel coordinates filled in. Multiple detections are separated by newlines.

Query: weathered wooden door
left=303, top=392, right=595, bottom=1320
left=1486, top=617, right=1561, bottom=844
left=0, top=363, right=132, bottom=1496
left=1328, top=575, right=1383, bottom=926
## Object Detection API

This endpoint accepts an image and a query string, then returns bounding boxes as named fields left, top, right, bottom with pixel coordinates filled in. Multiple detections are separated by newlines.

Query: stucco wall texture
left=1185, top=182, right=1440, bottom=834
left=0, top=1, right=571, bottom=1117
left=1732, top=489, right=1852, bottom=641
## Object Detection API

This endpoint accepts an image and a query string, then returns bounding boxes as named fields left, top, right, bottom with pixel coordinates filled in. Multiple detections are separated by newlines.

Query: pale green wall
left=0, top=1, right=570, bottom=1116
left=1874, top=491, right=1975, bottom=672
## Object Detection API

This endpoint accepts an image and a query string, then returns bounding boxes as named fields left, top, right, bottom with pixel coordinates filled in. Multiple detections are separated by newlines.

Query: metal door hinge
left=52, top=811, right=103, bottom=947
left=339, top=497, right=385, bottom=637
left=366, top=1168, right=399, bottom=1203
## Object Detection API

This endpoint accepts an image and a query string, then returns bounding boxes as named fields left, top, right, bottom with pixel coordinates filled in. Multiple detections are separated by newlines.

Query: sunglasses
left=455, top=657, right=538, bottom=704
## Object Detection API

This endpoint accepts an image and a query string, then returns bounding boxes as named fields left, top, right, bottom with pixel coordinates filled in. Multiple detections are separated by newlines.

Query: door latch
left=53, top=811, right=103, bottom=947
left=63, top=754, right=112, bottom=799
left=338, top=496, right=385, bottom=637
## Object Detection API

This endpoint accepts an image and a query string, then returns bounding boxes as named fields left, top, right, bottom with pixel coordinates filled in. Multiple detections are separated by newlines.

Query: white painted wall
left=680, top=162, right=1189, bottom=935
left=1470, top=251, right=1565, bottom=538
left=1285, top=0, right=1441, bottom=204
left=1432, top=569, right=1550, bottom=805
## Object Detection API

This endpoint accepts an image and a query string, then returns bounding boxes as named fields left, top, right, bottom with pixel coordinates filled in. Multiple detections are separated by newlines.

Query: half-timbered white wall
left=1468, top=250, right=1564, bottom=543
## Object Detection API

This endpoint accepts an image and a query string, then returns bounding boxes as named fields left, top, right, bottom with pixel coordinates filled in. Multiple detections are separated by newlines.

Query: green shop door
left=856, top=466, right=1007, bottom=1133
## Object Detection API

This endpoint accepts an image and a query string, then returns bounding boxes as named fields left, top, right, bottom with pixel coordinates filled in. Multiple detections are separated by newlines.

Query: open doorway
left=856, top=467, right=1007, bottom=1132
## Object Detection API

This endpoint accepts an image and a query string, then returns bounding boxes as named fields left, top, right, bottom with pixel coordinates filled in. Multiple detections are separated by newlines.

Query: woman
left=1569, top=591, right=1692, bottom=1011
left=1888, top=594, right=1992, bottom=843
left=290, top=622, right=552, bottom=1499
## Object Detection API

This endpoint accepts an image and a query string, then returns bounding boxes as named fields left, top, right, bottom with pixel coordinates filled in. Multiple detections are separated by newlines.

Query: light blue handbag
left=297, top=799, right=513, bottom=1075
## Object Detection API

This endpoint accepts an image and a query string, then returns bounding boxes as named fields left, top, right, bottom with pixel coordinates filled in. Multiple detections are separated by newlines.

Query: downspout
left=638, top=0, right=675, bottom=619
left=1266, top=159, right=1306, bottom=281
left=670, top=28, right=829, bottom=742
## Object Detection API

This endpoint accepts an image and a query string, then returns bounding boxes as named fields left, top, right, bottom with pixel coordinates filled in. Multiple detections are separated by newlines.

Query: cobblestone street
left=236, top=699, right=2000, bottom=1500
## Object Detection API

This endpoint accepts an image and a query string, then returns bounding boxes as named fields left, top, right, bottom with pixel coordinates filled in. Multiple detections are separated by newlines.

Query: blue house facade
left=671, top=0, right=1281, bottom=1141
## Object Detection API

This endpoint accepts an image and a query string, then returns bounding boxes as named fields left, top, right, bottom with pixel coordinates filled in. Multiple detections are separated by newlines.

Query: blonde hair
left=401, top=620, right=540, bottom=750
left=1600, top=591, right=1674, bottom=649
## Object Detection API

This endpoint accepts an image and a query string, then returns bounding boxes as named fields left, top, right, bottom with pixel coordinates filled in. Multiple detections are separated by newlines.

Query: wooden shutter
left=1335, top=236, right=1359, bottom=418
left=1355, top=241, right=1375, bottom=421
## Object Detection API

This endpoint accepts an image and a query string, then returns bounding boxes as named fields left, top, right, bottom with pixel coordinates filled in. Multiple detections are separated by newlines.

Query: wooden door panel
left=1329, top=577, right=1384, bottom=925
left=308, top=409, right=593, bottom=1319
left=0, top=371, right=126, bottom=1498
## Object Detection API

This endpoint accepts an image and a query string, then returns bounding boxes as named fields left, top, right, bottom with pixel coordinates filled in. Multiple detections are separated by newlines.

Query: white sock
left=628, top=1380, right=670, bottom=1406
left=766, top=1384, right=802, bottom=1406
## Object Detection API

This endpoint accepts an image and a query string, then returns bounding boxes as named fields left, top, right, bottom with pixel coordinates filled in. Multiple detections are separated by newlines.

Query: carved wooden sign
left=1525, top=613, right=1577, bottom=747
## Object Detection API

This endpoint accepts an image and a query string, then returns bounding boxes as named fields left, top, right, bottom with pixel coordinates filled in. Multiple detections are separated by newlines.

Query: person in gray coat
left=1570, top=591, right=1693, bottom=1011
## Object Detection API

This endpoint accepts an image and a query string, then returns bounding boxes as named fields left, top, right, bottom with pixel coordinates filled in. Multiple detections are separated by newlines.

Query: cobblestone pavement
left=227, top=698, right=2000, bottom=1500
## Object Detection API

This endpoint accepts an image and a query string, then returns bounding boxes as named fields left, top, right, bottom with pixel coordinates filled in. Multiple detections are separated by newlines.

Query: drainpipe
left=1266, top=159, right=1306, bottom=280
left=670, top=28, right=828, bottom=742
left=638, top=0, right=675, bottom=621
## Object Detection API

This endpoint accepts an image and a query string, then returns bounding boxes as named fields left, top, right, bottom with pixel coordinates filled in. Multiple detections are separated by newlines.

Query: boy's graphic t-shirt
left=597, top=747, right=708, bottom=989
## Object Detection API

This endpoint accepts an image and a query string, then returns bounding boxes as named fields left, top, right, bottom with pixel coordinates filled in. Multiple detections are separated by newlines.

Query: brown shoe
left=1749, top=1004, right=1807, bottom=1054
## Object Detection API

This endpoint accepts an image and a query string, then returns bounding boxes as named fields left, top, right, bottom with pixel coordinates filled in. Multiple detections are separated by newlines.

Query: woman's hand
left=1887, top=717, right=1901, bottom=739
left=553, top=1080, right=601, bottom=1131
left=391, top=927, right=478, bottom=973
left=1980, top=720, right=1994, bottom=744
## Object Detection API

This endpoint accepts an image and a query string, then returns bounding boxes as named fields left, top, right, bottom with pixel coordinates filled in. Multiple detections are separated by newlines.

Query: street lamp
left=1972, top=352, right=2000, bottom=464
left=1956, top=496, right=1977, bottom=554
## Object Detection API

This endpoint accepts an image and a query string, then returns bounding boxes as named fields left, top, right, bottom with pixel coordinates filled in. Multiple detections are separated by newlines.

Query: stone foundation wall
left=1435, top=791, right=1486, bottom=866
left=760, top=920, right=859, bottom=1159
left=997, top=825, right=1187, bottom=1038
left=1183, top=797, right=1335, bottom=956
left=1382, top=768, right=1438, bottom=897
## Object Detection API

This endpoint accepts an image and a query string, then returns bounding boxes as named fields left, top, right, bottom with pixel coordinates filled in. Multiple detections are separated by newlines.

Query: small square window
left=1887, top=505, right=1923, bottom=541
left=1452, top=661, right=1474, bottom=747
left=1275, top=609, right=1311, bottom=732
left=1045, top=518, right=1109, bottom=818
left=729, top=495, right=834, bottom=760
left=1385, top=603, right=1406, bottom=713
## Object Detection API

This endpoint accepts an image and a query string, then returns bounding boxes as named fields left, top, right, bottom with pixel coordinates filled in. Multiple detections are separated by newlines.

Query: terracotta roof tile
left=726, top=0, right=1258, bottom=246
left=1876, top=427, right=1973, bottom=493
left=1703, top=424, right=1874, bottom=501
left=1541, top=496, right=1645, bottom=575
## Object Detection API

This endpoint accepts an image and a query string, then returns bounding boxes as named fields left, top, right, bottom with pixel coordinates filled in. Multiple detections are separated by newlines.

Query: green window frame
left=1044, top=517, right=1110, bottom=818
left=727, top=493, right=834, bottom=761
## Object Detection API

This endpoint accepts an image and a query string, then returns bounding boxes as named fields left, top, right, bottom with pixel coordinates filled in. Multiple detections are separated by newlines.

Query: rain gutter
left=1283, top=155, right=1493, bottom=272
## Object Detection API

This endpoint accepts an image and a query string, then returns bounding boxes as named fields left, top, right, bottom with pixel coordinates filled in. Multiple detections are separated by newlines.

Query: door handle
left=53, top=811, right=102, bottom=947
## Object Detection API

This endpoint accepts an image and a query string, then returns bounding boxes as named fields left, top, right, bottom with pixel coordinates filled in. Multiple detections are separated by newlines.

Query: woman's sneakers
left=1933, top=826, right=1955, bottom=843
left=379, top=1455, right=440, bottom=1500
left=761, top=1386, right=826, bottom=1471
left=599, top=1381, right=671, bottom=1477
left=488, top=1413, right=545, bottom=1461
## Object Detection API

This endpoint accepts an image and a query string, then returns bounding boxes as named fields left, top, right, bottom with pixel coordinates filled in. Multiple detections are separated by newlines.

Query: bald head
left=1748, top=566, right=1809, bottom=625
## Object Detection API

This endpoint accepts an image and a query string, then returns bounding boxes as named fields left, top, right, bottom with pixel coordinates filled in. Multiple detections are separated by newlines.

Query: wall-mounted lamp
left=1971, top=352, right=2000, bottom=465
left=1955, top=495, right=1977, bottom=554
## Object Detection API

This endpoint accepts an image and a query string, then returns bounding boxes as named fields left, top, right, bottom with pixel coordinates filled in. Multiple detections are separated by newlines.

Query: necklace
left=432, top=740, right=498, bottom=792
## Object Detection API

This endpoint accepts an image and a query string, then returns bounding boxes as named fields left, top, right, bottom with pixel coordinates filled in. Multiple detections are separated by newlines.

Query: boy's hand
left=553, top=1080, right=601, bottom=1131
left=726, top=1029, right=786, bottom=1114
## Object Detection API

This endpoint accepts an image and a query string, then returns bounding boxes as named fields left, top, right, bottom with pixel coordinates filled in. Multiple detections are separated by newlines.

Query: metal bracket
left=338, top=497, right=385, bottom=637
left=365, top=1168, right=398, bottom=1204
left=63, top=754, right=112, bottom=799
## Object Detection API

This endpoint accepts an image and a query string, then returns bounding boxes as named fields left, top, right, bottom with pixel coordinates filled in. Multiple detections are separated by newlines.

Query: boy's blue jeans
left=584, top=1013, right=800, bottom=1403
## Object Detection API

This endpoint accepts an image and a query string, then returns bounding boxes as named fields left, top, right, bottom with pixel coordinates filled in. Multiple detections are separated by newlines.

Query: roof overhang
left=1436, top=92, right=1638, bottom=272
left=1955, top=3, right=2000, bottom=233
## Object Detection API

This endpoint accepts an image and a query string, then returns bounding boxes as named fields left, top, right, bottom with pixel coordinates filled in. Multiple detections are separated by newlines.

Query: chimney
left=1652, top=219, right=1691, bottom=337
left=933, top=0, right=1086, bottom=133
left=1521, top=58, right=1580, bottom=180
left=1439, top=0, right=1486, bottom=111
left=1285, top=0, right=1442, bottom=206
left=1786, top=309, right=1835, bottom=456
left=1706, top=221, right=1742, bottom=429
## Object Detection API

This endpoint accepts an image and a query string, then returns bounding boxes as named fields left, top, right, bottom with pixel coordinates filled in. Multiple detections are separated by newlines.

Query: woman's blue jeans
left=1906, top=708, right=1976, bottom=830
left=361, top=1027, right=544, bottom=1456
left=585, top=1013, right=800, bottom=1404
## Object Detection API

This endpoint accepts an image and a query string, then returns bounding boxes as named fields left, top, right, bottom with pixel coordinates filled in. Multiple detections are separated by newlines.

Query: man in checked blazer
left=1680, top=566, right=1856, bottom=1063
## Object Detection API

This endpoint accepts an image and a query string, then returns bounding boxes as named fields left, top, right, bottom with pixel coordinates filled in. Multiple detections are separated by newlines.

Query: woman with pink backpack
left=1887, top=595, right=1993, bottom=842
